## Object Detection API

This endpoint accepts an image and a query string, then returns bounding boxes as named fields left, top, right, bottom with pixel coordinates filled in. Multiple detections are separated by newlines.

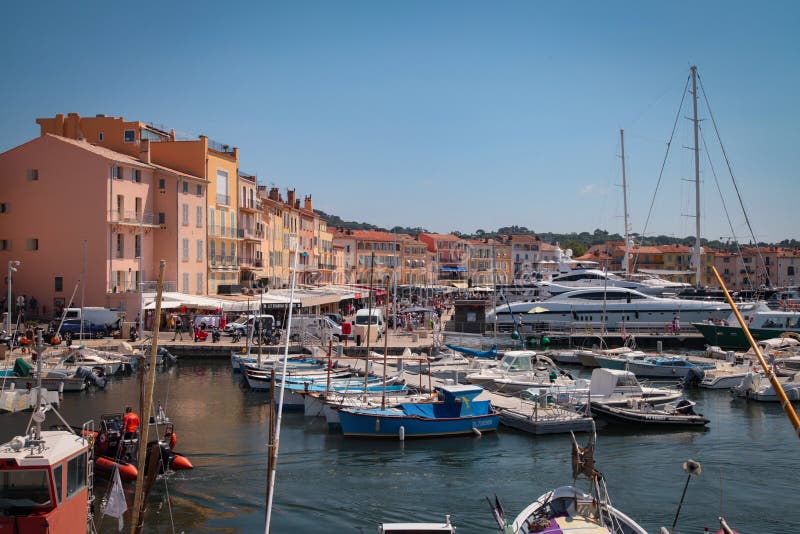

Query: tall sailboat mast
left=620, top=129, right=631, bottom=276
left=691, top=65, right=702, bottom=287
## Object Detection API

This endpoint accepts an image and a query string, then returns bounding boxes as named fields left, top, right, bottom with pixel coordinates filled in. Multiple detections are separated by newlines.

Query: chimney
left=294, top=199, right=300, bottom=209
left=170, top=128, right=176, bottom=141
left=287, top=189, right=295, bottom=207
left=269, top=187, right=280, bottom=201
left=139, top=139, right=151, bottom=164
left=304, top=195, right=313, bottom=211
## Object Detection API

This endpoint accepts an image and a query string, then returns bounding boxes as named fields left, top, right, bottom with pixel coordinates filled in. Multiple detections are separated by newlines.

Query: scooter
left=193, top=326, right=209, bottom=342
left=211, top=327, right=221, bottom=343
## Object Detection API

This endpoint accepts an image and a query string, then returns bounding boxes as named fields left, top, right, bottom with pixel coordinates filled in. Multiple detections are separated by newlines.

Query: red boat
left=92, top=413, right=193, bottom=481
left=1, top=419, right=94, bottom=533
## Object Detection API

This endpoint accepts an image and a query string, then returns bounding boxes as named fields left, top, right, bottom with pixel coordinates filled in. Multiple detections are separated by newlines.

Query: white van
left=289, top=315, right=344, bottom=341
left=354, top=309, right=385, bottom=336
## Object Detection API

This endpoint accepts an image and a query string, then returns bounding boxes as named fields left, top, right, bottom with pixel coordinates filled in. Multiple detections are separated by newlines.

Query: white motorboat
left=532, top=368, right=683, bottom=408
left=52, top=347, right=126, bottom=375
left=488, top=287, right=751, bottom=331
left=625, top=356, right=716, bottom=379
left=379, top=515, right=456, bottom=533
left=700, top=360, right=757, bottom=389
left=732, top=371, right=800, bottom=401
left=466, top=351, right=572, bottom=393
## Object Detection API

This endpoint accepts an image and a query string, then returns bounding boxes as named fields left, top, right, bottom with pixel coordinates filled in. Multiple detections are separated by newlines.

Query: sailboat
left=489, top=425, right=646, bottom=534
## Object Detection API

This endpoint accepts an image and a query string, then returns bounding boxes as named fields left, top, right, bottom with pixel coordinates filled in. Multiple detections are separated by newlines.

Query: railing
left=216, top=194, right=230, bottom=206
left=207, top=138, right=236, bottom=154
left=318, top=263, right=336, bottom=271
left=109, top=211, right=154, bottom=224
left=209, top=255, right=239, bottom=267
left=240, top=199, right=258, bottom=210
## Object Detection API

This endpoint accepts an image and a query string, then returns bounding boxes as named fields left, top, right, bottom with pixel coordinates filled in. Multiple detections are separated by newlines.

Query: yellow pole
left=711, top=266, right=800, bottom=440
left=130, top=260, right=166, bottom=533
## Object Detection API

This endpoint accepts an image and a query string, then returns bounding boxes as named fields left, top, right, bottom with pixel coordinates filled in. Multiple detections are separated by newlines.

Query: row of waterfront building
left=1, top=112, right=798, bottom=318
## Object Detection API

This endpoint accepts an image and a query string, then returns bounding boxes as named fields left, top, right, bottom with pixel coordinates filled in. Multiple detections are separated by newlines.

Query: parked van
left=63, top=307, right=124, bottom=329
left=225, top=314, right=276, bottom=335
left=288, top=315, right=344, bottom=341
left=353, top=309, right=385, bottom=345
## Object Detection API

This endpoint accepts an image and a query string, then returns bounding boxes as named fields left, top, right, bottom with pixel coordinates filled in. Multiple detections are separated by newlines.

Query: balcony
left=109, top=210, right=157, bottom=227
left=209, top=255, right=239, bottom=268
left=216, top=194, right=230, bottom=206
left=318, top=263, right=336, bottom=271
left=239, top=198, right=259, bottom=211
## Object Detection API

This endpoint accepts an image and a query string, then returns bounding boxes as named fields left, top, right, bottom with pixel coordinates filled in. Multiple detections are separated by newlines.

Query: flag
left=105, top=466, right=128, bottom=532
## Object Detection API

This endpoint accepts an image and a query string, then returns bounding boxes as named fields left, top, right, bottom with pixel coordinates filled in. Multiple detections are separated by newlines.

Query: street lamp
left=7, top=260, right=21, bottom=333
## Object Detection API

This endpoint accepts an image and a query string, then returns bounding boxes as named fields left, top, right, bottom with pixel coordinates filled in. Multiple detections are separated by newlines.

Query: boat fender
left=398, top=425, right=405, bottom=441
left=472, top=426, right=482, bottom=437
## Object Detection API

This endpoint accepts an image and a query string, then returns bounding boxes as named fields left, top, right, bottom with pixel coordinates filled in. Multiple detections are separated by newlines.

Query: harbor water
left=3, top=358, right=798, bottom=533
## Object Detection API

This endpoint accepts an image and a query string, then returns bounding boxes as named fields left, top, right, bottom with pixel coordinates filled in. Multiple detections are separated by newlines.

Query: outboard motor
left=681, top=367, right=705, bottom=389
left=157, top=347, right=177, bottom=366
left=75, top=365, right=107, bottom=389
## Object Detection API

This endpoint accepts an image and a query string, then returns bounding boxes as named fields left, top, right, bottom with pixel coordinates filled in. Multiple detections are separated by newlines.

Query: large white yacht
left=542, top=268, right=691, bottom=297
left=487, top=287, right=755, bottom=331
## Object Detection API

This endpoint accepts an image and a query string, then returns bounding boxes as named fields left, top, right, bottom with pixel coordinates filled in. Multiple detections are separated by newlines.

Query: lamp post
left=7, top=260, right=21, bottom=333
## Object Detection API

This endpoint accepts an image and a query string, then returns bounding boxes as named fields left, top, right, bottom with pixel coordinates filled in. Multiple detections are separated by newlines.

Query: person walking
left=172, top=314, right=184, bottom=341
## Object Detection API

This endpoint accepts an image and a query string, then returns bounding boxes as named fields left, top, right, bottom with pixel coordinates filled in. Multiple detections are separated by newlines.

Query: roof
left=148, top=162, right=206, bottom=182
left=45, top=134, right=155, bottom=169
left=0, top=430, right=89, bottom=467
left=334, top=229, right=399, bottom=242
left=418, top=233, right=461, bottom=241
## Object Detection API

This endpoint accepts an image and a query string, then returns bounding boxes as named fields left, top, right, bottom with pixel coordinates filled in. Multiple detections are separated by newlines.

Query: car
left=57, top=318, right=108, bottom=340
left=325, top=313, right=344, bottom=325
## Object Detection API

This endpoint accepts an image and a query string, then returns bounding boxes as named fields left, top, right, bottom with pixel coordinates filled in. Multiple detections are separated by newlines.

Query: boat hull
left=338, top=406, right=499, bottom=438
left=693, top=322, right=800, bottom=350
left=589, top=402, right=709, bottom=427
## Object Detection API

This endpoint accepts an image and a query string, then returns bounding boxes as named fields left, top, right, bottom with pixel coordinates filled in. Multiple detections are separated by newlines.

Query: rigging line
left=634, top=74, right=691, bottom=273
left=697, top=71, right=771, bottom=285
left=699, top=127, right=754, bottom=293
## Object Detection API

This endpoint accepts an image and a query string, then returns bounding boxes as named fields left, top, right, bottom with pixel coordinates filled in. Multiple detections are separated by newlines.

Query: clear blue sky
left=2, top=1, right=798, bottom=243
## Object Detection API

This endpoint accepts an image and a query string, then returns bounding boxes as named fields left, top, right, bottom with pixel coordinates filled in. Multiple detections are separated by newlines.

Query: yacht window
left=0, top=469, right=52, bottom=510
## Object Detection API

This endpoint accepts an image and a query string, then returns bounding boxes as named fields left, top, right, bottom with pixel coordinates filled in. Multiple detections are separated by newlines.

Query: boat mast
left=620, top=129, right=631, bottom=276
left=381, top=274, right=390, bottom=409
left=363, top=252, right=375, bottom=400
left=130, top=260, right=167, bottom=534
left=265, top=244, right=300, bottom=533
left=691, top=65, right=702, bottom=287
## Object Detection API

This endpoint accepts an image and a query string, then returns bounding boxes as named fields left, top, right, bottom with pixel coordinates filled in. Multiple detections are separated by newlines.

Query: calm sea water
left=2, top=359, right=798, bottom=533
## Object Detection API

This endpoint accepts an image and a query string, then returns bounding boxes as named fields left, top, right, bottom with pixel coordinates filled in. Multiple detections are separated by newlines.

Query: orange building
left=0, top=134, right=207, bottom=319
left=37, top=113, right=241, bottom=294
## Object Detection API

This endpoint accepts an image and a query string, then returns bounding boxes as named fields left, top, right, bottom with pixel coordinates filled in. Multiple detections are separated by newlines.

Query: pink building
left=0, top=134, right=207, bottom=320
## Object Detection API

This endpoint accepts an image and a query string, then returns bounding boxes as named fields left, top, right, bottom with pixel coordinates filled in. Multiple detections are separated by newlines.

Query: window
left=182, top=238, right=189, bottom=261
left=55, top=276, right=63, bottom=292
left=789, top=266, right=795, bottom=276
left=196, top=206, right=203, bottom=227
left=182, top=181, right=188, bottom=194
left=135, top=235, right=141, bottom=258
left=27, top=238, right=39, bottom=251
left=182, top=272, right=189, bottom=292
left=196, top=273, right=203, bottom=293
left=209, top=209, right=216, bottom=234
left=197, top=239, right=203, bottom=261
left=196, top=184, right=203, bottom=196
left=116, top=234, right=124, bottom=258
left=135, top=197, right=142, bottom=219
left=133, top=169, right=141, bottom=183
left=0, top=203, right=8, bottom=213
left=220, top=210, right=226, bottom=234
left=53, top=464, right=63, bottom=504
left=98, top=132, right=104, bottom=142
left=0, top=469, right=52, bottom=506
left=210, top=241, right=216, bottom=261
left=158, top=212, right=165, bottom=225
left=124, top=130, right=135, bottom=143
left=111, top=166, right=122, bottom=179
left=182, top=204, right=189, bottom=226
left=27, top=168, right=39, bottom=181
left=216, top=170, right=229, bottom=204
left=159, top=178, right=166, bottom=190
left=66, top=452, right=87, bottom=498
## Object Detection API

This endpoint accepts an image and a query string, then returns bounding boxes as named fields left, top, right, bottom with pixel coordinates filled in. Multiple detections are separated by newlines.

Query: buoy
left=399, top=426, right=405, bottom=441
left=472, top=426, right=482, bottom=437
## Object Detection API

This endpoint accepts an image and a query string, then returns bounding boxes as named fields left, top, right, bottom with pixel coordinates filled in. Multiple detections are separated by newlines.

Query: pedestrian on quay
left=172, top=314, right=184, bottom=341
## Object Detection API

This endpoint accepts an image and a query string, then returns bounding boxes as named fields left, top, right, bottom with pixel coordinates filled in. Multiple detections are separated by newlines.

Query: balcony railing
left=109, top=210, right=155, bottom=224
left=209, top=255, right=239, bottom=267
left=216, top=194, right=230, bottom=206
left=318, top=263, right=336, bottom=271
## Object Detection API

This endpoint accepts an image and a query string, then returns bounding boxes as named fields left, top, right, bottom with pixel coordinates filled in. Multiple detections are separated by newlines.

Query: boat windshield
left=0, top=469, right=53, bottom=513
left=499, top=355, right=533, bottom=372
